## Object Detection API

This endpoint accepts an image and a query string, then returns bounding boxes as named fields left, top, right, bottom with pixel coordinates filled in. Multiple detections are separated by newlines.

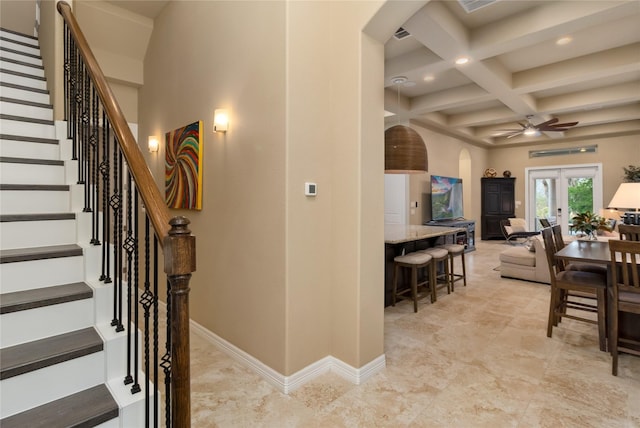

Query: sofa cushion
left=499, top=247, right=536, bottom=267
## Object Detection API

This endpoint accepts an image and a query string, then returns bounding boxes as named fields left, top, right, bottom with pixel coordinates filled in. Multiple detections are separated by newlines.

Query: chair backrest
left=608, top=240, right=640, bottom=297
left=551, top=224, right=566, bottom=250
left=541, top=227, right=562, bottom=280
left=539, top=218, right=551, bottom=228
left=618, top=224, right=640, bottom=241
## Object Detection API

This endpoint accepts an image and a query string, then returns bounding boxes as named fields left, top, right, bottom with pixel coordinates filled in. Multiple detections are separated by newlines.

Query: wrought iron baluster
left=131, top=186, right=141, bottom=394
left=100, top=120, right=111, bottom=284
left=161, top=273, right=171, bottom=428
left=63, top=23, right=70, bottom=138
left=90, top=88, right=100, bottom=245
left=141, top=214, right=153, bottom=426
left=124, top=170, right=134, bottom=386
left=75, top=58, right=84, bottom=182
left=111, top=145, right=124, bottom=331
left=153, top=230, right=159, bottom=428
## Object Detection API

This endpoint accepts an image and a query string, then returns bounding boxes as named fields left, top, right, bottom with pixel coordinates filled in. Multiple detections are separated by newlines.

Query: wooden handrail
left=57, top=2, right=194, bottom=427
left=57, top=1, right=170, bottom=243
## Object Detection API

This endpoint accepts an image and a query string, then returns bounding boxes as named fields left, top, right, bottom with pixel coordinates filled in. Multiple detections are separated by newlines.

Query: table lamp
left=607, top=182, right=640, bottom=225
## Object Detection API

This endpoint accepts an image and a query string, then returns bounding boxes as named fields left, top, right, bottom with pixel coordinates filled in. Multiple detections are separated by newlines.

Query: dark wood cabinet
left=481, top=177, right=515, bottom=240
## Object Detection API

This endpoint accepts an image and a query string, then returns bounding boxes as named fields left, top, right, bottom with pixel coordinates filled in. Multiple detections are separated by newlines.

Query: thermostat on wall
left=305, top=182, right=317, bottom=196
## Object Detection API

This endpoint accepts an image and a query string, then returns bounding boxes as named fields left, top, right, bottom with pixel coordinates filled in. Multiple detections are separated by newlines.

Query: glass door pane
left=567, top=177, right=594, bottom=235
left=534, top=177, right=557, bottom=231
left=527, top=164, right=602, bottom=235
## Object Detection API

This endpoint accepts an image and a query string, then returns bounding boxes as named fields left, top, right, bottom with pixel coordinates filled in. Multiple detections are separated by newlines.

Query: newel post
left=164, top=216, right=196, bottom=428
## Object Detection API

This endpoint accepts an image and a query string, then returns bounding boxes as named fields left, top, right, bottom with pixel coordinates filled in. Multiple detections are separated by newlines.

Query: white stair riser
left=0, top=162, right=65, bottom=185
left=0, top=50, right=42, bottom=67
left=0, top=119, right=55, bottom=139
left=0, top=72, right=47, bottom=90
left=0, top=31, right=38, bottom=47
left=0, top=100, right=53, bottom=121
left=0, top=298, right=94, bottom=348
left=0, top=140, right=60, bottom=160
left=0, top=352, right=105, bottom=417
left=0, top=60, right=44, bottom=78
left=109, top=376, right=158, bottom=428
left=0, top=189, right=70, bottom=214
left=0, top=256, right=84, bottom=293
left=0, top=219, right=77, bottom=250
left=0, top=39, right=40, bottom=57
left=0, top=86, right=48, bottom=103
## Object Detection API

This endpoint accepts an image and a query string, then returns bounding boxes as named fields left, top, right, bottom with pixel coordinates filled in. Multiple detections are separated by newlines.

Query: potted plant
left=570, top=211, right=612, bottom=240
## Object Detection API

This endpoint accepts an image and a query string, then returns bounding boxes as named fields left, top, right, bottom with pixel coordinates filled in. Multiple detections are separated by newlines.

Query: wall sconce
left=213, top=109, right=229, bottom=133
left=148, top=136, right=159, bottom=153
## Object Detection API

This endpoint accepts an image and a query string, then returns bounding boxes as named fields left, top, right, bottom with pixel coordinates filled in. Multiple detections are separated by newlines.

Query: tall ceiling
left=384, top=0, right=640, bottom=146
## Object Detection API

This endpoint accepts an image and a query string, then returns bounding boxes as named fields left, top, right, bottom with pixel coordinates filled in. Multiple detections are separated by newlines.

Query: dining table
left=384, top=224, right=464, bottom=307
left=555, top=239, right=640, bottom=349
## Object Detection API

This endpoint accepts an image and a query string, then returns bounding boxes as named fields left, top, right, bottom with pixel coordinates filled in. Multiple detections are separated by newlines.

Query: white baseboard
left=190, top=320, right=386, bottom=394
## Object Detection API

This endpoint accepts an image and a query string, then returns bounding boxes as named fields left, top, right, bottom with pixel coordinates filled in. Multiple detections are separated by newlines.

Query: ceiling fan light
left=523, top=127, right=538, bottom=136
left=385, top=125, right=428, bottom=174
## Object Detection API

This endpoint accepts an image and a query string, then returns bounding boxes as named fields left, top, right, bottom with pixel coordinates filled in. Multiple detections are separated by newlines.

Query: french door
left=526, top=164, right=603, bottom=235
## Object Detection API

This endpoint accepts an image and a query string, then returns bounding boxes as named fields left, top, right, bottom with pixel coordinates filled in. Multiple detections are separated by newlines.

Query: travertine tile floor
left=190, top=240, right=640, bottom=427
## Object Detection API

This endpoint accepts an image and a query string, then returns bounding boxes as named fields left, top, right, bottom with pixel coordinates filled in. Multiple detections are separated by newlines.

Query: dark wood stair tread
left=0, top=114, right=53, bottom=125
left=0, top=327, right=103, bottom=380
left=0, top=134, right=58, bottom=144
left=0, top=156, right=63, bottom=166
left=0, top=384, right=118, bottom=428
left=1, top=282, right=92, bottom=314
left=0, top=183, right=69, bottom=191
left=0, top=96, right=51, bottom=108
left=0, top=81, right=48, bottom=94
left=0, top=213, right=75, bottom=222
left=0, top=244, right=82, bottom=264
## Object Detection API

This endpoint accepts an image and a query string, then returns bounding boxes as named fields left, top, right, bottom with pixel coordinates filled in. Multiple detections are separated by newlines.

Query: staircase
left=0, top=28, right=148, bottom=426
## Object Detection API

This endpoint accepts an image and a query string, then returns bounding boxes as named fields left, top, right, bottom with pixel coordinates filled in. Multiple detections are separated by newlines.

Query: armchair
left=501, top=218, right=540, bottom=245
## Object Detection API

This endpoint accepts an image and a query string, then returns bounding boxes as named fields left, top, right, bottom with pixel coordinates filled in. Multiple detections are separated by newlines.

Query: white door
left=384, top=174, right=408, bottom=224
left=526, top=164, right=603, bottom=235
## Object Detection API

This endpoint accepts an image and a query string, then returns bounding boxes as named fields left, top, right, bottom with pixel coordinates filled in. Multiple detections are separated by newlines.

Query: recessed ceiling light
left=423, top=75, right=435, bottom=82
left=455, top=56, right=470, bottom=65
left=556, top=36, right=572, bottom=46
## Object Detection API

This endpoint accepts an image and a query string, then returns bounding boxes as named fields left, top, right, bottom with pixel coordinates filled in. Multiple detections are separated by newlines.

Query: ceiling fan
left=495, top=115, right=579, bottom=138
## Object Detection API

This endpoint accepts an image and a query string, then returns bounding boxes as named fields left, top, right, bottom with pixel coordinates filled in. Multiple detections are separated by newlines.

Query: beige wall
left=1, top=0, right=35, bottom=35
left=404, top=129, right=639, bottom=237
left=139, top=0, right=389, bottom=375
left=408, top=124, right=489, bottom=227
left=487, top=136, right=640, bottom=218
left=72, top=0, right=153, bottom=121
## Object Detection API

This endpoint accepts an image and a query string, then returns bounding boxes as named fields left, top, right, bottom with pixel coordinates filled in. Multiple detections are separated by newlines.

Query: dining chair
left=618, top=224, right=640, bottom=241
left=539, top=218, right=551, bottom=228
left=608, top=239, right=640, bottom=376
left=541, top=228, right=608, bottom=351
left=551, top=224, right=607, bottom=277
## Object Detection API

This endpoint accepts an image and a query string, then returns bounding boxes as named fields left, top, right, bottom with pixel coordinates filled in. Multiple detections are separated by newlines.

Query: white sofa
left=499, top=236, right=550, bottom=284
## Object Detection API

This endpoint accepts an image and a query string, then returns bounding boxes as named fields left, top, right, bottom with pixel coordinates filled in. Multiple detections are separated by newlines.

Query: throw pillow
left=508, top=218, right=527, bottom=233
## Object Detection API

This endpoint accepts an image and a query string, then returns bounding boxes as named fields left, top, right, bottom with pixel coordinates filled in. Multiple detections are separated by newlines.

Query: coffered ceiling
left=384, top=0, right=640, bottom=146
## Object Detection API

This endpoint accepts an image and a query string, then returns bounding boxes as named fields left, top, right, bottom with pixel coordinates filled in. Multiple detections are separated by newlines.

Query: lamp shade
left=385, top=125, right=428, bottom=173
left=607, top=182, right=640, bottom=209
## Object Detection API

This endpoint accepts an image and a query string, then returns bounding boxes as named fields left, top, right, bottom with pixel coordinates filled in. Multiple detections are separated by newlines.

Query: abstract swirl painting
left=165, top=120, right=203, bottom=210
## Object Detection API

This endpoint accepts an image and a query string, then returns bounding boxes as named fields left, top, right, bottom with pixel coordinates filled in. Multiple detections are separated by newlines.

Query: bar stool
left=441, top=243, right=466, bottom=291
left=420, top=247, right=450, bottom=301
left=392, top=251, right=434, bottom=312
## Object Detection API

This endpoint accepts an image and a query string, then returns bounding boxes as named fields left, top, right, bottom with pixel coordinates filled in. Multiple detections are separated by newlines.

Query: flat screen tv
left=431, top=175, right=463, bottom=221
